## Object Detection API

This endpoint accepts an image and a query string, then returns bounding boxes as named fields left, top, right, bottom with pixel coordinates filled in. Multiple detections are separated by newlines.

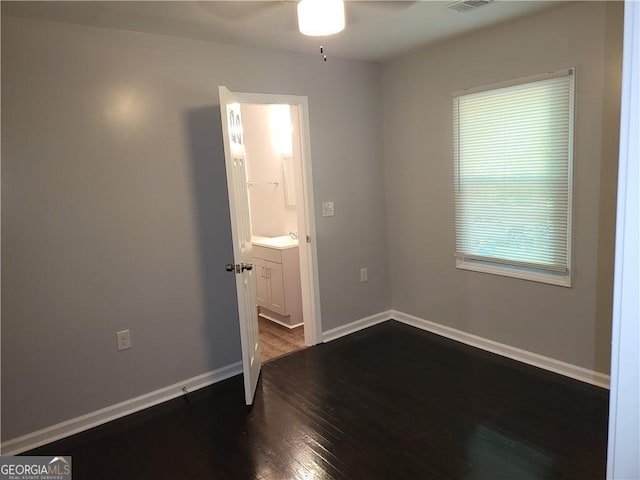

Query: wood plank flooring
left=259, top=316, right=305, bottom=363
left=26, top=320, right=609, bottom=479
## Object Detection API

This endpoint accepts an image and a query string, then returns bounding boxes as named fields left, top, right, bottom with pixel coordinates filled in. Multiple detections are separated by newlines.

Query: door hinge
left=306, top=235, right=311, bottom=244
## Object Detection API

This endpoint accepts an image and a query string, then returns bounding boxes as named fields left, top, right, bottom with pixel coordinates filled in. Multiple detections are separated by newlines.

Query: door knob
left=225, top=263, right=253, bottom=273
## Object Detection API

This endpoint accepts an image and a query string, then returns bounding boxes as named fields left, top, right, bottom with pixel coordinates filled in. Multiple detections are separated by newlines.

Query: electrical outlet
left=360, top=267, right=368, bottom=283
left=116, top=329, right=132, bottom=351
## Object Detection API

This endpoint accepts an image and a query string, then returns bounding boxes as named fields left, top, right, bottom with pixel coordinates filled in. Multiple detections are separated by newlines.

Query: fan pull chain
left=320, top=45, right=327, bottom=62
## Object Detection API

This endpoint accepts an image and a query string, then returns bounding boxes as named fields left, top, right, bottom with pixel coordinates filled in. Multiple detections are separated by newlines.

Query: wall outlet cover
left=116, top=330, right=132, bottom=351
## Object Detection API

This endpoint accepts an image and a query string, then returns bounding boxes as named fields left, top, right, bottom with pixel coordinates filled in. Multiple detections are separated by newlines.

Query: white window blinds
left=453, top=70, right=574, bottom=273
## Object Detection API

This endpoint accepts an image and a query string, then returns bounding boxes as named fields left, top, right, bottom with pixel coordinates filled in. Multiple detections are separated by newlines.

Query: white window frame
left=453, top=69, right=575, bottom=287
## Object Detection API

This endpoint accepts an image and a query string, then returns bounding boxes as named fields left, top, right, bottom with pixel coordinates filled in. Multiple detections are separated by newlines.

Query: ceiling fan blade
left=347, top=0, right=417, bottom=12
left=196, top=1, right=292, bottom=22
left=346, top=1, right=418, bottom=25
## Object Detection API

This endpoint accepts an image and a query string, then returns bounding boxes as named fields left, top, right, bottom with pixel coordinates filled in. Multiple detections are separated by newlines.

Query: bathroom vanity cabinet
left=252, top=241, right=303, bottom=328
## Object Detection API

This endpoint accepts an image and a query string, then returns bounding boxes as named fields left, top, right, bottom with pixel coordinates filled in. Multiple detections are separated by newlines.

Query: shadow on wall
left=184, top=106, right=242, bottom=371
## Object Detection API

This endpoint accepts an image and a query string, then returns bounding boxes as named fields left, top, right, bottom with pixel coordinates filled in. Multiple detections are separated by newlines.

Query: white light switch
left=322, top=201, right=335, bottom=217
left=360, top=268, right=368, bottom=283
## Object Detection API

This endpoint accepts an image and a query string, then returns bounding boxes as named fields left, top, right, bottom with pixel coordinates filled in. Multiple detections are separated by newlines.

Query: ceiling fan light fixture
left=297, top=0, right=345, bottom=37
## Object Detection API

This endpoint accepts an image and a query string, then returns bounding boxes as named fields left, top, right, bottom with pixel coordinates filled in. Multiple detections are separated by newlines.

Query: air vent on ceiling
left=447, top=0, right=494, bottom=13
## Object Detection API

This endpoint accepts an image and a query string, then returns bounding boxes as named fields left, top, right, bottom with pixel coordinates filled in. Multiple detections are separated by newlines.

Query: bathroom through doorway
left=240, top=99, right=320, bottom=362
left=219, top=87, right=322, bottom=402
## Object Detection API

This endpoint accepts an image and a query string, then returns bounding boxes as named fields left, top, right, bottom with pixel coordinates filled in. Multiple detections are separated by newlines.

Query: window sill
left=456, top=258, right=572, bottom=287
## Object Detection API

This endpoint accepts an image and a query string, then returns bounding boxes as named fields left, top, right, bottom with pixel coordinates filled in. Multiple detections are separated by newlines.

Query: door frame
left=227, top=90, right=322, bottom=347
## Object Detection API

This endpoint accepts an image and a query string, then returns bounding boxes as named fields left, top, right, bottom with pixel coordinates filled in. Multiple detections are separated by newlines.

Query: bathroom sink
left=252, top=235, right=299, bottom=249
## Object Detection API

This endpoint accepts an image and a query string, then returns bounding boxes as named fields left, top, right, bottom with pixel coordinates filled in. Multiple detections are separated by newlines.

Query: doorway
left=219, top=88, right=322, bottom=401
left=241, top=102, right=310, bottom=362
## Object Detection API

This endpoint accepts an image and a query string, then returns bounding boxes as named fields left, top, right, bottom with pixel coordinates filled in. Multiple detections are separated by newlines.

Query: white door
left=219, top=86, right=261, bottom=405
left=254, top=258, right=268, bottom=308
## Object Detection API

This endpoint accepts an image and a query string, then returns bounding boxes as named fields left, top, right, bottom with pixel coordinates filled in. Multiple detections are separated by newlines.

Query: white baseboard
left=391, top=310, right=610, bottom=389
left=321, top=309, right=609, bottom=389
left=322, top=311, right=392, bottom=343
left=1, top=362, right=243, bottom=456
left=4, top=309, right=610, bottom=455
left=259, top=312, right=303, bottom=329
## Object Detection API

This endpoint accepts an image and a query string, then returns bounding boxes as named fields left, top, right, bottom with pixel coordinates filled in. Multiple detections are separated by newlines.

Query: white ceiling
left=1, top=1, right=566, bottom=62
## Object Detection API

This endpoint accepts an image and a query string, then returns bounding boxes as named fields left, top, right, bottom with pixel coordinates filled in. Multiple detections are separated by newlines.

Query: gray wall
left=1, top=16, right=390, bottom=440
left=382, top=2, right=622, bottom=374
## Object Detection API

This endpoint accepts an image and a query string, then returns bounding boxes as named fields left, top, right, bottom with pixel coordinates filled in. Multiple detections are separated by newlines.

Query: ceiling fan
left=195, top=1, right=419, bottom=32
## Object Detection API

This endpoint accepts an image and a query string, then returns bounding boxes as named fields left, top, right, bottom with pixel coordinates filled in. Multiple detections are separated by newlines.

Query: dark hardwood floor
left=259, top=316, right=306, bottom=363
left=27, top=321, right=609, bottom=479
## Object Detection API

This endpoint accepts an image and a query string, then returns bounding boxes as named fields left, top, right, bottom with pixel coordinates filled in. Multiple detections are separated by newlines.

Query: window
left=453, top=69, right=574, bottom=286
